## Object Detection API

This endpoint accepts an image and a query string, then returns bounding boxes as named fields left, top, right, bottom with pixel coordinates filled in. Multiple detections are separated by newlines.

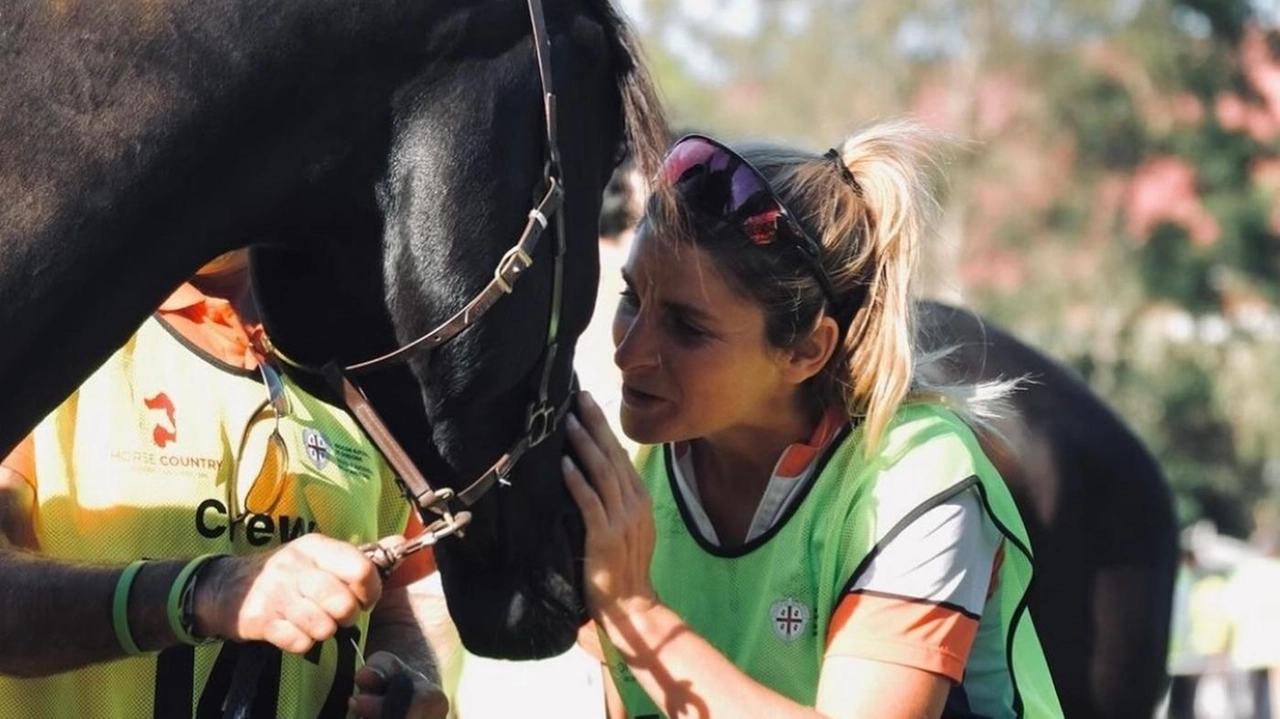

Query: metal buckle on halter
left=525, top=401, right=557, bottom=449
left=413, top=485, right=456, bottom=515
left=494, top=246, right=535, bottom=293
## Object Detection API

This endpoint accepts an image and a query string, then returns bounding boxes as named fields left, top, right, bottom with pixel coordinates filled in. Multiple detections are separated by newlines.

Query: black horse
left=0, top=0, right=667, bottom=661
left=917, top=304, right=1177, bottom=719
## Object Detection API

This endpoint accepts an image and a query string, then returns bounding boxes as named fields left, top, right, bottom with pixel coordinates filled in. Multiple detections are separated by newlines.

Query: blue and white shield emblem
left=302, top=428, right=331, bottom=470
left=770, top=598, right=810, bottom=643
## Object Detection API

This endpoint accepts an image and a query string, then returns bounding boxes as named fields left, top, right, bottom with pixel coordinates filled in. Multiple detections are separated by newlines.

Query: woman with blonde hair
left=562, top=121, right=1063, bottom=719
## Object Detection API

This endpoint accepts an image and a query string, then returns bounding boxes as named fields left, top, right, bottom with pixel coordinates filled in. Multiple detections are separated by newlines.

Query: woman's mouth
left=621, top=384, right=662, bottom=408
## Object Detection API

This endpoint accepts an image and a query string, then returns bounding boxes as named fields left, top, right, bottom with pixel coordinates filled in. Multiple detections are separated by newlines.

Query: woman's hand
left=350, top=651, right=450, bottom=719
left=561, top=391, right=659, bottom=624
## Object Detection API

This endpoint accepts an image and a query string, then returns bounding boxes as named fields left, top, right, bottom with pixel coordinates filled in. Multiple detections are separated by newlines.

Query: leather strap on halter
left=266, top=178, right=564, bottom=376
left=528, top=0, right=560, bottom=176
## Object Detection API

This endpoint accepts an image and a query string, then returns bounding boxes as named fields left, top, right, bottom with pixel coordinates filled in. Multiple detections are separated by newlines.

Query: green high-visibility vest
left=604, top=403, right=1063, bottom=719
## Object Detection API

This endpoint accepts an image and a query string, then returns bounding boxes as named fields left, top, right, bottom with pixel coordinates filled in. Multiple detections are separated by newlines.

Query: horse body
left=919, top=302, right=1177, bottom=719
left=0, top=0, right=457, bottom=456
left=1, top=0, right=666, bottom=660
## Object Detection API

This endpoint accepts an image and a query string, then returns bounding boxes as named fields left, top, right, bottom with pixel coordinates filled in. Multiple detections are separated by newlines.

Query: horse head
left=250, top=1, right=667, bottom=658
left=0, top=0, right=665, bottom=661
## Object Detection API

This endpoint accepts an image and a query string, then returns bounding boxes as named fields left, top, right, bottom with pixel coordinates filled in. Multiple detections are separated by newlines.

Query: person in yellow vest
left=0, top=250, right=447, bottom=719
left=1226, top=553, right=1280, bottom=719
left=560, top=123, right=1063, bottom=719
left=1166, top=547, right=1233, bottom=719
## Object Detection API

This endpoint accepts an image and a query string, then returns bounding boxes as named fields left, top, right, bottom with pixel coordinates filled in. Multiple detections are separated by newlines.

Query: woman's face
left=611, top=226, right=798, bottom=445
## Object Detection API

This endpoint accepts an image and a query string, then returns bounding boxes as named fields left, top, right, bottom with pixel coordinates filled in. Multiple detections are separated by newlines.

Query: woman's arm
left=561, top=393, right=954, bottom=719
left=0, top=464, right=182, bottom=676
left=0, top=464, right=38, bottom=550
left=0, top=548, right=183, bottom=676
left=365, top=586, right=439, bottom=680
left=816, top=656, right=949, bottom=719
left=596, top=599, right=950, bottom=719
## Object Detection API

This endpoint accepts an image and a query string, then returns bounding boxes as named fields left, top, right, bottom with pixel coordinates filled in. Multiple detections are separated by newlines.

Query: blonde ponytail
left=828, top=121, right=942, bottom=453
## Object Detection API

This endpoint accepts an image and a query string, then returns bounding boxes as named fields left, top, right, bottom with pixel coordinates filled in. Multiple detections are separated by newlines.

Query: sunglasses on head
left=661, top=134, right=841, bottom=310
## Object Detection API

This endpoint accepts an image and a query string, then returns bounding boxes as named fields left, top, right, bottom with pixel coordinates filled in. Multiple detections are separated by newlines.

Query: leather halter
left=259, top=0, right=573, bottom=548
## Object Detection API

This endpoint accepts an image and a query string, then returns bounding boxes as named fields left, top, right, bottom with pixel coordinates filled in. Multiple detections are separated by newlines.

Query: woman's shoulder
left=874, top=402, right=979, bottom=452
left=853, top=401, right=987, bottom=482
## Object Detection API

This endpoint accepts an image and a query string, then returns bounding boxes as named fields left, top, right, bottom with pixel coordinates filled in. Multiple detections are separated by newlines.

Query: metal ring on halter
left=528, top=208, right=548, bottom=229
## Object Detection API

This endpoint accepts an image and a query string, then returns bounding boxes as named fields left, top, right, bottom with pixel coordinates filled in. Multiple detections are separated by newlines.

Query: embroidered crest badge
left=770, top=597, right=810, bottom=643
left=302, top=428, right=331, bottom=470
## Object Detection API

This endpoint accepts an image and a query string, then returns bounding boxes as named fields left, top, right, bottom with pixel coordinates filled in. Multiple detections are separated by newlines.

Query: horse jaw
left=432, top=507, right=586, bottom=659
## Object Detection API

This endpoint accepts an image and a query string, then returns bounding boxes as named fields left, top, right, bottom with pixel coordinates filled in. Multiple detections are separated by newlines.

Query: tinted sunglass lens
left=664, top=137, right=774, bottom=233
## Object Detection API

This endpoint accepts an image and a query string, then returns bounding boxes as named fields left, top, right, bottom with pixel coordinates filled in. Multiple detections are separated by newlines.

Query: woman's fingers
left=297, top=569, right=362, bottom=627
left=577, top=391, right=631, bottom=467
left=281, top=593, right=340, bottom=643
left=262, top=617, right=316, bottom=656
left=562, top=456, right=607, bottom=528
left=576, top=392, right=646, bottom=507
left=566, top=409, right=624, bottom=514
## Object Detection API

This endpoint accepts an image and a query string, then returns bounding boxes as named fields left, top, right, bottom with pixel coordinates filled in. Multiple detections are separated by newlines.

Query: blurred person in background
left=562, top=121, right=1063, bottom=719
left=0, top=249, right=446, bottom=719
left=1225, top=547, right=1280, bottom=719
left=1166, top=545, right=1234, bottom=719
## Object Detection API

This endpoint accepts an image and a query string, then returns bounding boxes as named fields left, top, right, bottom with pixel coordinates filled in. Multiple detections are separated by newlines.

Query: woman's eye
left=670, top=316, right=708, bottom=342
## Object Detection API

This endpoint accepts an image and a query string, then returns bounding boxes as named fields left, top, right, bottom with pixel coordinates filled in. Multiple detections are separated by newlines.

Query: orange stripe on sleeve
left=1, top=435, right=36, bottom=491
left=826, top=591, right=979, bottom=683
left=385, top=511, right=437, bottom=588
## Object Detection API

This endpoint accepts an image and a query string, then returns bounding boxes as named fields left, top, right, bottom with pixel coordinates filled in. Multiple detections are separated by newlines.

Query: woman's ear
left=783, top=315, right=840, bottom=386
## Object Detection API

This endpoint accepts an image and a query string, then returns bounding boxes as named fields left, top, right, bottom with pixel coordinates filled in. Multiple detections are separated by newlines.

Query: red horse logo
left=144, top=392, right=177, bottom=448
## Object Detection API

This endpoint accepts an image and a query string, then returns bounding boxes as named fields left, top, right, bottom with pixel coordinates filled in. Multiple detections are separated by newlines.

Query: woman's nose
left=612, top=308, right=658, bottom=373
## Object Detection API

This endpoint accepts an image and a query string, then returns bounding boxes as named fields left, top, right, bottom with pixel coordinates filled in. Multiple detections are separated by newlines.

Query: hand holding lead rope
left=359, top=511, right=472, bottom=579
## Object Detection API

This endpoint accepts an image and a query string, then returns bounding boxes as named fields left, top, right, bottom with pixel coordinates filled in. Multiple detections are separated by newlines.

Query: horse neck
left=0, top=0, right=548, bottom=456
